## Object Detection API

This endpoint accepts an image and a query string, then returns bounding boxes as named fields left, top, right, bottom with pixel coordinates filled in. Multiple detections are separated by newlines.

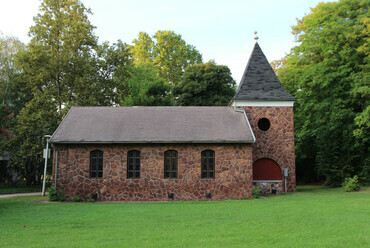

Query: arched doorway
left=253, top=158, right=282, bottom=181
left=253, top=158, right=282, bottom=194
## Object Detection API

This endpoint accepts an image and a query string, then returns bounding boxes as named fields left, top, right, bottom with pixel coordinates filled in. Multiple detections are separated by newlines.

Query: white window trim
left=231, top=100, right=294, bottom=107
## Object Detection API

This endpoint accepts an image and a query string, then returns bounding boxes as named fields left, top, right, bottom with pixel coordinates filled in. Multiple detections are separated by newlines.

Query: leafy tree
left=11, top=0, right=109, bottom=184
left=17, top=0, right=98, bottom=114
left=174, top=61, right=236, bottom=106
left=123, top=63, right=172, bottom=106
left=93, top=40, right=132, bottom=106
left=130, top=30, right=203, bottom=85
left=9, top=95, right=59, bottom=185
left=274, top=0, right=369, bottom=185
left=0, top=34, right=25, bottom=105
left=0, top=104, right=13, bottom=153
left=131, top=32, right=154, bottom=66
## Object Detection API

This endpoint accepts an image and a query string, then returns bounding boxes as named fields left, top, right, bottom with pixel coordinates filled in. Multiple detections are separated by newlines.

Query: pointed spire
left=232, top=42, right=296, bottom=101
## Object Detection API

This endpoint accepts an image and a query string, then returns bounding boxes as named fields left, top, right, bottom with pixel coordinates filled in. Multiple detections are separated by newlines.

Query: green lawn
left=0, top=186, right=369, bottom=248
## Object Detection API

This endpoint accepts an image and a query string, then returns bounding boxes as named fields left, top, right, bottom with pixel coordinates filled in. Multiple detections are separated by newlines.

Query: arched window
left=90, top=150, right=103, bottom=178
left=127, top=150, right=140, bottom=179
left=164, top=150, right=178, bottom=179
left=201, top=150, right=215, bottom=179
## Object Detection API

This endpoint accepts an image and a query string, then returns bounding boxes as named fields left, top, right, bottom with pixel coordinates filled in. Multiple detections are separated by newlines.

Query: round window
left=258, top=118, right=271, bottom=131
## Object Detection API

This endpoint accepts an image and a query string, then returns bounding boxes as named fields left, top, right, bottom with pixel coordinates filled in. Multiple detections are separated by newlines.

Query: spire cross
left=254, top=31, right=259, bottom=41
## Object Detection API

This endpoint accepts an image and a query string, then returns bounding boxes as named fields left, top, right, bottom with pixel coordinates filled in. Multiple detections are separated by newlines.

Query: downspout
left=233, top=102, right=256, bottom=142
left=51, top=143, right=58, bottom=190
left=55, top=149, right=58, bottom=190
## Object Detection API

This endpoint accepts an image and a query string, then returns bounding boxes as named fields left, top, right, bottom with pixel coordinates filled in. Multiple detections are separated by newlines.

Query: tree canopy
left=274, top=0, right=369, bottom=185
left=131, top=30, right=203, bottom=85
left=174, top=61, right=236, bottom=106
left=5, top=0, right=131, bottom=184
left=0, top=34, right=25, bottom=105
left=123, top=63, right=172, bottom=106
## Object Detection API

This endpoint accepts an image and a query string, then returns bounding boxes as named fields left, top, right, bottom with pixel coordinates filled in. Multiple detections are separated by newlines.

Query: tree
left=93, top=40, right=132, bottom=106
left=11, top=0, right=116, bottom=184
left=0, top=34, right=25, bottom=105
left=174, top=61, right=236, bottom=106
left=274, top=0, right=369, bottom=185
left=9, top=95, right=59, bottom=185
left=123, top=63, right=172, bottom=106
left=130, top=30, right=203, bottom=85
left=17, top=0, right=98, bottom=114
left=131, top=32, right=154, bottom=66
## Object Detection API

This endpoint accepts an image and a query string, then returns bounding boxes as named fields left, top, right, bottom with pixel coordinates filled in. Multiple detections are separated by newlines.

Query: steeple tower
left=231, top=36, right=296, bottom=194
left=232, top=41, right=295, bottom=105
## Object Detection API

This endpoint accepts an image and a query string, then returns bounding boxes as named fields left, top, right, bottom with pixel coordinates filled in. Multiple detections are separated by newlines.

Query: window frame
left=164, top=150, right=178, bottom=179
left=201, top=150, right=215, bottom=179
left=90, top=150, right=103, bottom=178
left=127, top=150, right=141, bottom=179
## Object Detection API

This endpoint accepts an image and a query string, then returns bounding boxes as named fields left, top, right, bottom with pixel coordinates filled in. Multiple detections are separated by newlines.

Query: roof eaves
left=50, top=106, right=74, bottom=143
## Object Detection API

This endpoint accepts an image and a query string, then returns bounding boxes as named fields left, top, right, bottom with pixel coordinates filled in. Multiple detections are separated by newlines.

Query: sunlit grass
left=0, top=186, right=369, bottom=247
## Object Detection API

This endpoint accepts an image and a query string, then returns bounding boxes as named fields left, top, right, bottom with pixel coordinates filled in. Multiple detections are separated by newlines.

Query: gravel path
left=0, top=192, right=46, bottom=198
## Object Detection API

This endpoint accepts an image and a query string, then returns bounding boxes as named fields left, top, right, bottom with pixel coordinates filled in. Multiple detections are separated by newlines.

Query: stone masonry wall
left=52, top=144, right=253, bottom=201
left=243, top=106, right=296, bottom=192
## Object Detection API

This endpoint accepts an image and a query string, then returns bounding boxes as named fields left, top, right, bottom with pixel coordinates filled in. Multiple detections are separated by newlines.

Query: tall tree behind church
left=16, top=0, right=99, bottom=113
left=10, top=0, right=120, bottom=184
left=131, top=30, right=203, bottom=86
left=274, top=0, right=369, bottom=185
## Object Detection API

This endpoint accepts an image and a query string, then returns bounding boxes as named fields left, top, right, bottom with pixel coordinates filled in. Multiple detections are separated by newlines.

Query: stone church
left=50, top=41, right=296, bottom=201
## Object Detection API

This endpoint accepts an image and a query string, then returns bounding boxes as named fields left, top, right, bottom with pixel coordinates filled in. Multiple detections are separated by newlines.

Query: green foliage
left=9, top=94, right=59, bottom=184
left=131, top=32, right=153, bottom=65
left=274, top=0, right=369, bottom=185
left=174, top=61, right=236, bottom=106
left=252, top=187, right=260, bottom=199
left=48, top=187, right=65, bottom=202
left=17, top=0, right=99, bottom=111
left=130, top=30, right=203, bottom=85
left=93, top=40, right=132, bottom=105
left=86, top=198, right=95, bottom=203
left=71, top=195, right=82, bottom=202
left=0, top=34, right=25, bottom=105
left=343, top=175, right=360, bottom=192
left=123, top=63, right=172, bottom=106
left=9, top=0, right=132, bottom=185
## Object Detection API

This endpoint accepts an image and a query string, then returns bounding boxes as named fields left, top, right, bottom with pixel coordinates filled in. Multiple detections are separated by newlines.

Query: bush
left=71, top=195, right=82, bottom=202
left=87, top=198, right=95, bottom=203
left=252, top=187, right=260, bottom=199
left=48, top=187, right=65, bottom=202
left=342, top=175, right=360, bottom=192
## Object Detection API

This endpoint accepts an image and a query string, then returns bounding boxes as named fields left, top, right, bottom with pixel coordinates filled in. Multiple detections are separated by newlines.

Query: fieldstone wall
left=243, top=106, right=296, bottom=192
left=253, top=181, right=283, bottom=195
left=52, top=144, right=253, bottom=201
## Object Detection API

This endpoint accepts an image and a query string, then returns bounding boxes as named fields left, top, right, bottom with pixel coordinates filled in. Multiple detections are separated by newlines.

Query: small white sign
left=43, top=149, right=51, bottom=159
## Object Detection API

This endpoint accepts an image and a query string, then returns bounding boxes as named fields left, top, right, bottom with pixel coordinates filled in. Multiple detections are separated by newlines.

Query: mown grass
left=0, top=186, right=369, bottom=247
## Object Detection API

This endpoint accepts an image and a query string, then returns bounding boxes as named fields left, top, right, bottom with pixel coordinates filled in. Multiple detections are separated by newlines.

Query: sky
left=0, top=0, right=330, bottom=83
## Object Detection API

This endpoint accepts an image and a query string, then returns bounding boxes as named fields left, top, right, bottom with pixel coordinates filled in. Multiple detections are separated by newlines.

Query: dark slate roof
left=232, top=42, right=296, bottom=101
left=50, top=106, right=254, bottom=144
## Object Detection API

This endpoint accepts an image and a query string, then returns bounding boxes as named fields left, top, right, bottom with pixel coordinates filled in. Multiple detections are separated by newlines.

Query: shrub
left=252, top=187, right=260, bottom=199
left=71, top=195, right=82, bottom=202
left=48, top=187, right=65, bottom=202
left=342, top=175, right=360, bottom=192
left=87, top=198, right=95, bottom=203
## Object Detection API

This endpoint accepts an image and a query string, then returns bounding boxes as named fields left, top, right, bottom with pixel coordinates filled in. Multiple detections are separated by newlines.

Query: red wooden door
left=253, top=158, right=282, bottom=180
